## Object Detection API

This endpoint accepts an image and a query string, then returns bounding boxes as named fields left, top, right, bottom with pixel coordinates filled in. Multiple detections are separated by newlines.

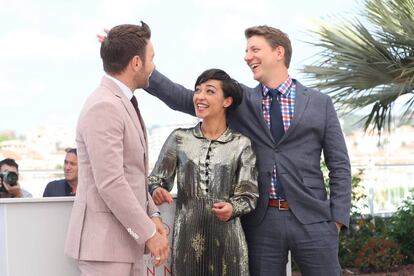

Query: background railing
left=18, top=164, right=414, bottom=214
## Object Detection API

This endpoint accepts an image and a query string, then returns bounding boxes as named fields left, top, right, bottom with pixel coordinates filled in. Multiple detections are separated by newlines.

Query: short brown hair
left=100, top=21, right=151, bottom=74
left=245, top=25, right=292, bottom=68
left=0, top=158, right=18, bottom=171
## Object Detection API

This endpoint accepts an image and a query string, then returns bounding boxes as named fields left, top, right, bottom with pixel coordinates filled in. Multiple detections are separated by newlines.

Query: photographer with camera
left=0, top=158, right=32, bottom=198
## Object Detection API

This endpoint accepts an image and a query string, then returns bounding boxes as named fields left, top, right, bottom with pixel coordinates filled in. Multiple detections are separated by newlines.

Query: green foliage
left=322, top=161, right=414, bottom=270
left=339, top=215, right=377, bottom=268
left=386, top=190, right=414, bottom=263
left=354, top=237, right=404, bottom=272
left=322, top=160, right=366, bottom=215
left=338, top=185, right=414, bottom=270
left=302, top=0, right=414, bottom=135
left=335, top=166, right=413, bottom=269
left=349, top=169, right=366, bottom=217
left=321, top=160, right=373, bottom=267
left=338, top=212, right=392, bottom=268
left=0, top=134, right=13, bottom=142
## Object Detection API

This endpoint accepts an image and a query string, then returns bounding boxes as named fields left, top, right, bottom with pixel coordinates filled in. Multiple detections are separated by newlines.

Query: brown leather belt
left=268, top=199, right=289, bottom=210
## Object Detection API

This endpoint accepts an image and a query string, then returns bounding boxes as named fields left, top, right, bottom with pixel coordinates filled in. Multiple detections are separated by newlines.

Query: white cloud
left=195, top=0, right=270, bottom=15
left=0, top=0, right=157, bottom=62
left=0, top=0, right=360, bottom=133
left=0, top=77, right=45, bottom=108
left=0, top=28, right=97, bottom=61
left=0, top=0, right=39, bottom=23
left=95, top=0, right=153, bottom=25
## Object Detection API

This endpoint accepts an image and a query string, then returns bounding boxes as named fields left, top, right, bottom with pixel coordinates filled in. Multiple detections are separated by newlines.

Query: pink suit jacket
left=64, top=76, right=158, bottom=272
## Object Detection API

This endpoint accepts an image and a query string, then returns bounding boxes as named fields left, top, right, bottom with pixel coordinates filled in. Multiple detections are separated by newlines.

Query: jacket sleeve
left=322, top=97, right=352, bottom=228
left=147, top=193, right=160, bottom=217
left=145, top=70, right=196, bottom=116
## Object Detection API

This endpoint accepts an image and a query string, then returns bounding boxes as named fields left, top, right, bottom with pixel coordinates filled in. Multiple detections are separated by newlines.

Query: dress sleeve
left=228, top=137, right=259, bottom=219
left=148, top=130, right=178, bottom=194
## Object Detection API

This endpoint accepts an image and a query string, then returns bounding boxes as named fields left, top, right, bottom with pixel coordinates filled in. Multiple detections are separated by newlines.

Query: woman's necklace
left=201, top=124, right=227, bottom=140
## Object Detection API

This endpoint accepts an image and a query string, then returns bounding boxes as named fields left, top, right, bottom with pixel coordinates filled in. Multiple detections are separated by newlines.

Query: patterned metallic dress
left=149, top=123, right=258, bottom=276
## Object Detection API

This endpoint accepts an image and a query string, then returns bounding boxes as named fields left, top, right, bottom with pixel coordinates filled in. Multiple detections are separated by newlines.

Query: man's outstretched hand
left=97, top=29, right=109, bottom=42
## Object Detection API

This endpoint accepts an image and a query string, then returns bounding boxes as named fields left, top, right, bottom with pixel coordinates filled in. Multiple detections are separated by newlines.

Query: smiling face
left=134, top=40, right=155, bottom=89
left=193, top=79, right=233, bottom=121
left=64, top=152, right=78, bottom=183
left=244, top=35, right=285, bottom=87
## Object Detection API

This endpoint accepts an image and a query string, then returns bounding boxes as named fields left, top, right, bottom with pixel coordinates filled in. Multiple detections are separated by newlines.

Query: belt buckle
left=278, top=199, right=288, bottom=211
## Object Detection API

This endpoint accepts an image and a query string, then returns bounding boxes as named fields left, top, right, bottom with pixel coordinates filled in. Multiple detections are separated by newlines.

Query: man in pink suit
left=64, top=21, right=170, bottom=276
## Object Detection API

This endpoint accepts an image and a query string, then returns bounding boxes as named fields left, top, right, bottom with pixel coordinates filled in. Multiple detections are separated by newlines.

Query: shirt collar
left=192, top=122, right=234, bottom=143
left=262, top=75, right=293, bottom=97
left=105, top=74, right=134, bottom=100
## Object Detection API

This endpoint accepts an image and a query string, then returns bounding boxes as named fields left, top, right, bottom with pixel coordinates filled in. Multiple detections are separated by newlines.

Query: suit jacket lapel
left=250, top=85, right=275, bottom=147
left=280, top=81, right=310, bottom=143
left=121, top=96, right=147, bottom=145
left=120, top=94, right=149, bottom=199
left=101, top=77, right=147, bottom=151
left=133, top=102, right=149, bottom=177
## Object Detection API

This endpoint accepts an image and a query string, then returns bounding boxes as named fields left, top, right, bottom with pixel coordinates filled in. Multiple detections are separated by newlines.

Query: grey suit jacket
left=146, top=70, right=351, bottom=227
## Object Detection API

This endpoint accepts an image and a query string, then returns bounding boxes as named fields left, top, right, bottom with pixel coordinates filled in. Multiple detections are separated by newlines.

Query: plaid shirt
left=262, top=76, right=296, bottom=199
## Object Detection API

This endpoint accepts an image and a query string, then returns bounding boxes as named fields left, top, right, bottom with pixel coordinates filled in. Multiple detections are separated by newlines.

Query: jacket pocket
left=303, top=176, right=327, bottom=200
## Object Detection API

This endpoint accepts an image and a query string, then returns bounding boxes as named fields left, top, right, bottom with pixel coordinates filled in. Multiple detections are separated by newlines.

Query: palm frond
left=302, top=0, right=414, bottom=135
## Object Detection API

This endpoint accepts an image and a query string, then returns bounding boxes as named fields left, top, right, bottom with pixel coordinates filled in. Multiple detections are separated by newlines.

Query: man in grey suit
left=145, top=25, right=351, bottom=275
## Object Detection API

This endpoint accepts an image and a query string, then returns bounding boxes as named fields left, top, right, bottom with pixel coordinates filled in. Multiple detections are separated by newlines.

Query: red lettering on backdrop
left=164, top=264, right=172, bottom=276
left=146, top=266, right=155, bottom=276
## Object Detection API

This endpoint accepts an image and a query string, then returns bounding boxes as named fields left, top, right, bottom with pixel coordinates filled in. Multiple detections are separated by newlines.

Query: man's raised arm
left=146, top=70, right=196, bottom=116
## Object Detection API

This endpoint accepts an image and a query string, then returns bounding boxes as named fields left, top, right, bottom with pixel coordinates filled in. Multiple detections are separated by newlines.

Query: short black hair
left=65, top=148, right=77, bottom=155
left=0, top=158, right=19, bottom=171
left=194, top=68, right=243, bottom=111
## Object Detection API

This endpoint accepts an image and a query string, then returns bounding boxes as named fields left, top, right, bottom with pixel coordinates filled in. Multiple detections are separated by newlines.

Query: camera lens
left=2, top=172, right=18, bottom=186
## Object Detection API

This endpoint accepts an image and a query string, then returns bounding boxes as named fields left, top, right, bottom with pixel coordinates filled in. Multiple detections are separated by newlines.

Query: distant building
left=25, top=126, right=75, bottom=154
left=148, top=119, right=199, bottom=169
left=344, top=124, right=414, bottom=214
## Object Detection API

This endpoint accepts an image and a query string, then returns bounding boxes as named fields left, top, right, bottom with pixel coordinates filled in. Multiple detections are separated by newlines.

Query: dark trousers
left=243, top=207, right=341, bottom=276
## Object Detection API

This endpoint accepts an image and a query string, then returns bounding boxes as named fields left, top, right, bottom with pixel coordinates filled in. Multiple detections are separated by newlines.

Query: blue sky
left=0, top=0, right=359, bottom=134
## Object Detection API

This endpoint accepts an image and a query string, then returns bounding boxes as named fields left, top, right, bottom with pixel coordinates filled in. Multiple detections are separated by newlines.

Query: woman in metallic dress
left=149, top=68, right=259, bottom=276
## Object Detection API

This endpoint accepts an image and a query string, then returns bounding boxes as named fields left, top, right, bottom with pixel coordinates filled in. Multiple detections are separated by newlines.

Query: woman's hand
left=212, top=201, right=233, bottom=221
left=152, top=187, right=173, bottom=205
left=152, top=216, right=168, bottom=236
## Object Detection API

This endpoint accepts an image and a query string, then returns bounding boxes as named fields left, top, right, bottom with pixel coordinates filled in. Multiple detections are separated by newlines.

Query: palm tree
left=302, top=0, right=414, bottom=135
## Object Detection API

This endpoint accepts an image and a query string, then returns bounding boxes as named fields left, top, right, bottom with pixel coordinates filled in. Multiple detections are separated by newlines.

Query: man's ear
left=274, top=46, right=285, bottom=62
left=131, top=55, right=142, bottom=71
